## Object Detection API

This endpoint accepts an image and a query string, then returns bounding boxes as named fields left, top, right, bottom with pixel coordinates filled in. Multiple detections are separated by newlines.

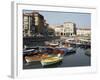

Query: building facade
left=23, top=13, right=35, bottom=37
left=54, top=25, right=64, bottom=36
left=77, top=28, right=91, bottom=37
left=49, top=22, right=76, bottom=37
left=34, top=12, right=45, bottom=34
left=63, top=22, right=76, bottom=36
left=23, top=12, right=45, bottom=37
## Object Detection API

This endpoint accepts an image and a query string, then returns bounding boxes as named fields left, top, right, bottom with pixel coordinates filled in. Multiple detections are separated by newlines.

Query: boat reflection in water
left=43, top=60, right=63, bottom=68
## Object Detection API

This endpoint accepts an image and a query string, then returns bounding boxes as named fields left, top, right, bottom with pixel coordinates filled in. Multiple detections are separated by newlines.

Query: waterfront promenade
left=23, top=36, right=60, bottom=46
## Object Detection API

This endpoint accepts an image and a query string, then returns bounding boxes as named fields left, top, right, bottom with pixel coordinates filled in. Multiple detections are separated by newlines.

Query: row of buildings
left=23, top=11, right=91, bottom=38
left=49, top=22, right=76, bottom=37
left=23, top=11, right=49, bottom=37
left=49, top=23, right=91, bottom=37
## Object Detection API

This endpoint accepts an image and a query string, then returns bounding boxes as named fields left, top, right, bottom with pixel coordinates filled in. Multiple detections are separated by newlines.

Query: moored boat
left=85, top=49, right=91, bottom=56
left=25, top=56, right=41, bottom=63
left=49, top=43, right=59, bottom=46
left=67, top=47, right=76, bottom=53
left=56, top=47, right=76, bottom=56
left=41, top=54, right=63, bottom=66
left=25, top=54, right=48, bottom=63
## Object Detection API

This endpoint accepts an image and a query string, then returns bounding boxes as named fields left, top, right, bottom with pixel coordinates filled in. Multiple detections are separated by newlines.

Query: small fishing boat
left=25, top=56, right=41, bottom=63
left=49, top=43, right=59, bottom=46
left=41, top=54, right=63, bottom=66
left=67, top=47, right=76, bottom=53
left=45, top=41, right=59, bottom=47
left=25, top=54, right=48, bottom=63
left=57, top=47, right=76, bottom=56
left=23, top=49, right=35, bottom=54
left=85, top=49, right=91, bottom=56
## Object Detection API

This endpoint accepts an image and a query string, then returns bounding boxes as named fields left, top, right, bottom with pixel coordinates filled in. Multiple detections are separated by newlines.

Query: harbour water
left=23, top=47, right=91, bottom=69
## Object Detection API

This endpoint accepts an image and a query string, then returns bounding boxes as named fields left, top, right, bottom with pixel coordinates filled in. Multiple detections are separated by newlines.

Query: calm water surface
left=23, top=48, right=90, bottom=69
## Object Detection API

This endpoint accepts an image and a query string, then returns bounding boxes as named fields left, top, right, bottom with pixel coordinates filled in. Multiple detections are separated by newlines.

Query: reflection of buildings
left=23, top=12, right=48, bottom=37
left=77, top=28, right=91, bottom=37
left=49, top=22, right=76, bottom=37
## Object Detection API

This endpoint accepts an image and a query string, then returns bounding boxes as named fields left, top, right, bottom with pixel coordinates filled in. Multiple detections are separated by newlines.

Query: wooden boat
left=25, top=56, right=41, bottom=63
left=41, top=54, right=63, bottom=66
left=56, top=47, right=76, bottom=56
left=25, top=54, right=48, bottom=63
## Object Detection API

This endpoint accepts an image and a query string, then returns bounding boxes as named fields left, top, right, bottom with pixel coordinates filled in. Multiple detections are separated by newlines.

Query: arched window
left=61, top=32, right=63, bottom=36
